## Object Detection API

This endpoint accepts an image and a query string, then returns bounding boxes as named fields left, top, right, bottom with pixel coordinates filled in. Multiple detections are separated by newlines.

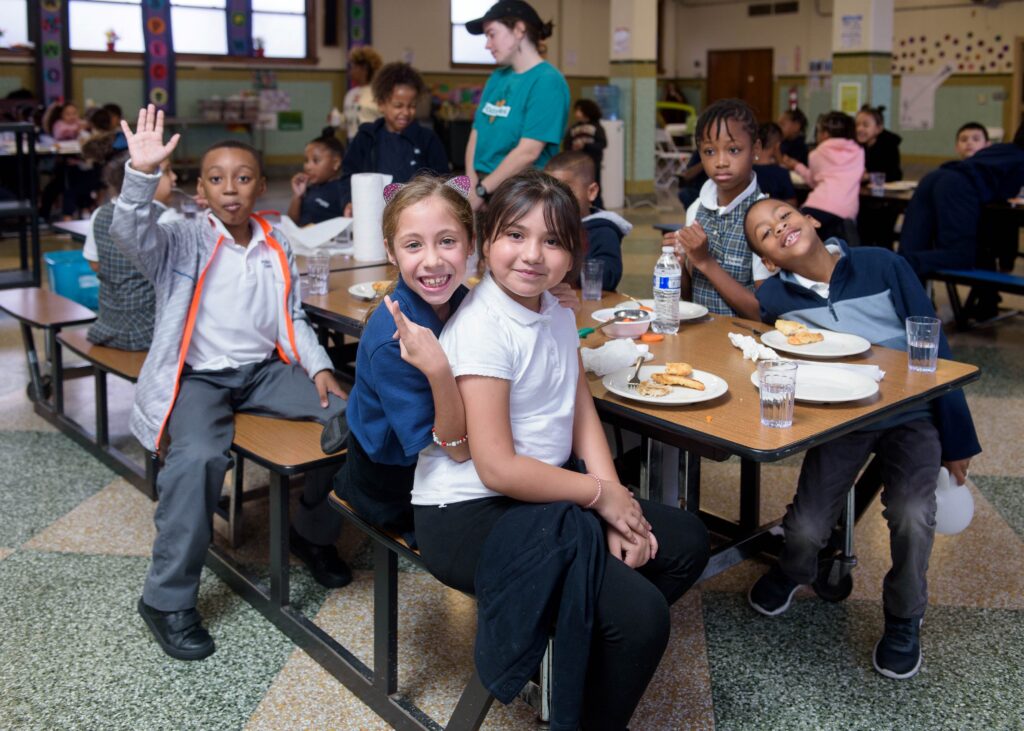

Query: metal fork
left=626, top=355, right=645, bottom=390
left=731, top=320, right=766, bottom=337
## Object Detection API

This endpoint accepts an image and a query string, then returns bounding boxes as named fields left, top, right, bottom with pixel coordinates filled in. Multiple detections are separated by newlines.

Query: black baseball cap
left=465, top=1, right=544, bottom=35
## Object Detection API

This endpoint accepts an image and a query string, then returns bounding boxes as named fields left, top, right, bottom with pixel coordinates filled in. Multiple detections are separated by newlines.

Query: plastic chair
left=655, top=128, right=685, bottom=190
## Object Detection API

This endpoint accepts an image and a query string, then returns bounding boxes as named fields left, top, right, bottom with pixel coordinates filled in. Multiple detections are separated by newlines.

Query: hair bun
left=540, top=21, right=554, bottom=40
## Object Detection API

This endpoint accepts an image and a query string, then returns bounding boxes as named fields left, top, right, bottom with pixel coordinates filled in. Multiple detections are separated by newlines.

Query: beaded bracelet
left=432, top=427, right=468, bottom=448
left=583, top=473, right=603, bottom=510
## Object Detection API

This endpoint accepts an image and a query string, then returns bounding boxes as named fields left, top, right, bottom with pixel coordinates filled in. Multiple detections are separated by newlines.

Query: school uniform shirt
left=84, top=199, right=181, bottom=261
left=756, top=239, right=980, bottom=461
left=347, top=277, right=469, bottom=466
left=780, top=136, right=809, bottom=166
left=185, top=214, right=279, bottom=371
left=684, top=176, right=764, bottom=315
left=863, top=129, right=903, bottom=182
left=753, top=163, right=796, bottom=202
left=338, top=118, right=449, bottom=210
left=472, top=61, right=570, bottom=174
left=298, top=179, right=345, bottom=225
left=411, top=273, right=580, bottom=506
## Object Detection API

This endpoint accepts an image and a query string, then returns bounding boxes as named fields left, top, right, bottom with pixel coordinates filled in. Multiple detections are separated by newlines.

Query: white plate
left=348, top=281, right=382, bottom=300
left=592, top=300, right=708, bottom=323
left=882, top=180, right=917, bottom=191
left=749, top=364, right=879, bottom=403
left=760, top=328, right=871, bottom=358
left=602, top=365, right=729, bottom=405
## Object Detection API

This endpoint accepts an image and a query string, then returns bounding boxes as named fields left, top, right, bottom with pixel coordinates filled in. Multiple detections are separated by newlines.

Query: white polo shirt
left=411, top=273, right=580, bottom=507
left=186, top=214, right=280, bottom=371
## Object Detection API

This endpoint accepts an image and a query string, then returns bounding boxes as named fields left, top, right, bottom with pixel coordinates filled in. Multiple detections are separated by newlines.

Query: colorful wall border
left=142, top=0, right=176, bottom=114
left=346, top=0, right=372, bottom=51
left=34, top=0, right=71, bottom=106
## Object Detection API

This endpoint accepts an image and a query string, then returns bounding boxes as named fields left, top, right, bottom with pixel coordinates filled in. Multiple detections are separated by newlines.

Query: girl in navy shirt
left=288, top=131, right=345, bottom=225
left=332, top=175, right=475, bottom=543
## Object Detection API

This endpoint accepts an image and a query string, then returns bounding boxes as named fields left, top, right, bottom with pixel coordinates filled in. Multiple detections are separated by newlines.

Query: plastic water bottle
left=652, top=245, right=681, bottom=334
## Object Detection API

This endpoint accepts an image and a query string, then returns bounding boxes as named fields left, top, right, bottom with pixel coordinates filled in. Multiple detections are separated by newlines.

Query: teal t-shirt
left=472, top=61, right=570, bottom=174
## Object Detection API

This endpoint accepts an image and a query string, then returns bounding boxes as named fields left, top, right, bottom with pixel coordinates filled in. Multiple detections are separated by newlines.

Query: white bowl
left=601, top=309, right=651, bottom=339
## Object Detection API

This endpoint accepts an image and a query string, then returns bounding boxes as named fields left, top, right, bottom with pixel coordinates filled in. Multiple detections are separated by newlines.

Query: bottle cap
left=662, top=245, right=674, bottom=253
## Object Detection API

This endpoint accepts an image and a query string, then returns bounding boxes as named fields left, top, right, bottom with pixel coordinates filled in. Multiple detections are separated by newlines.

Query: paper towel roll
left=351, top=173, right=392, bottom=261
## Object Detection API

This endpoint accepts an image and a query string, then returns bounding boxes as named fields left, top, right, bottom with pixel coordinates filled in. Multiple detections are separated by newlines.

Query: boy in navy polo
left=743, top=198, right=980, bottom=680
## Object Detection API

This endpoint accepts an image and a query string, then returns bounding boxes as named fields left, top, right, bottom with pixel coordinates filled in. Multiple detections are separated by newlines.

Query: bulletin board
left=33, top=0, right=71, bottom=106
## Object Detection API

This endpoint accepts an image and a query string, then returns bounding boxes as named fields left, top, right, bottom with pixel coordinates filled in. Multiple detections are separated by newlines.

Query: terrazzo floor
left=1, top=198, right=1022, bottom=730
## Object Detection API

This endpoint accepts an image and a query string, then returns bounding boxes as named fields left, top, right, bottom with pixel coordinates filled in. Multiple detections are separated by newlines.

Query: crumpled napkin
left=728, top=332, right=780, bottom=362
left=581, top=338, right=654, bottom=377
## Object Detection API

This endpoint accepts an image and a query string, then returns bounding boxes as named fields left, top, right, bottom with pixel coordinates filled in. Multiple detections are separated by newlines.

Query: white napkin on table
left=728, top=332, right=780, bottom=362
left=581, top=339, right=654, bottom=377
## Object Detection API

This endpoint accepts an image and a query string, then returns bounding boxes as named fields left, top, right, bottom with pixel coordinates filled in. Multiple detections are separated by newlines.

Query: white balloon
left=934, top=466, right=975, bottom=535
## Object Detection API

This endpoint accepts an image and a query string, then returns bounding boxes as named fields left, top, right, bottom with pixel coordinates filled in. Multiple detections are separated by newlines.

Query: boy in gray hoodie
left=112, top=106, right=351, bottom=661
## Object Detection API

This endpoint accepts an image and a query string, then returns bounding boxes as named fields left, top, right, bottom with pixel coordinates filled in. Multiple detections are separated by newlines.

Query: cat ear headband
left=383, top=175, right=472, bottom=205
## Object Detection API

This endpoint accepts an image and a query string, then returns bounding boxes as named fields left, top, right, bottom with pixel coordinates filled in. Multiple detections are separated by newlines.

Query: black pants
left=332, top=433, right=417, bottom=546
left=414, top=497, right=710, bottom=730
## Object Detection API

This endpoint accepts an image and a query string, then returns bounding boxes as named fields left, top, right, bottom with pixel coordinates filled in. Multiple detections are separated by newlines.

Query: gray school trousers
left=143, top=357, right=346, bottom=612
left=778, top=418, right=940, bottom=619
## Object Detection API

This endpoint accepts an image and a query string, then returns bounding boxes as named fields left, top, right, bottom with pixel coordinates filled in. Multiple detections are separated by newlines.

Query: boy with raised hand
left=112, top=105, right=352, bottom=661
left=743, top=198, right=980, bottom=680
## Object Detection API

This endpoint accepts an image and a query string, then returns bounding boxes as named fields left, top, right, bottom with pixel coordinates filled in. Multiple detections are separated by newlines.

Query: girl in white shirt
left=410, top=169, right=710, bottom=730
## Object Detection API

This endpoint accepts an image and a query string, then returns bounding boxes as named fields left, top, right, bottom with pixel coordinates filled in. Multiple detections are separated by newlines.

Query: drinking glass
left=906, top=316, right=941, bottom=372
left=868, top=172, right=886, bottom=196
left=307, top=251, right=331, bottom=297
left=757, top=360, right=798, bottom=428
left=581, top=260, right=604, bottom=301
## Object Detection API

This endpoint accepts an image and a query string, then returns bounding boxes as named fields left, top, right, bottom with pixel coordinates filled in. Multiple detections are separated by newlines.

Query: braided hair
left=695, top=99, right=758, bottom=145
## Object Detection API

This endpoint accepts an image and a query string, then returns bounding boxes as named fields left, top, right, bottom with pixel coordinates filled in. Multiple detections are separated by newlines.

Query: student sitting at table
left=856, top=104, right=902, bottom=182
left=743, top=197, right=980, bottom=681
left=545, top=150, right=628, bottom=291
left=412, top=170, right=709, bottom=730
left=753, top=122, right=797, bottom=204
left=287, top=130, right=345, bottom=225
left=83, top=150, right=179, bottom=350
left=332, top=175, right=476, bottom=546
left=899, top=122, right=1024, bottom=280
left=562, top=98, right=607, bottom=208
left=112, top=106, right=353, bottom=662
left=780, top=111, right=864, bottom=242
left=339, top=62, right=450, bottom=217
left=778, top=108, right=809, bottom=166
left=662, top=98, right=764, bottom=319
left=954, top=121, right=990, bottom=160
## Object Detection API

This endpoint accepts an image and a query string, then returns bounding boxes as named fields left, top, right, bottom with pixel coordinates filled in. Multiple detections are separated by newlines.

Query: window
left=0, top=0, right=31, bottom=50
left=59, top=0, right=310, bottom=58
left=451, top=0, right=497, bottom=66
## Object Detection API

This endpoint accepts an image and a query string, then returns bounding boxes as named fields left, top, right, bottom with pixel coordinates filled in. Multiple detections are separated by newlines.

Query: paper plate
left=749, top=364, right=878, bottom=403
left=602, top=365, right=728, bottom=405
left=760, top=329, right=871, bottom=358
left=882, top=180, right=918, bottom=192
left=348, top=281, right=382, bottom=300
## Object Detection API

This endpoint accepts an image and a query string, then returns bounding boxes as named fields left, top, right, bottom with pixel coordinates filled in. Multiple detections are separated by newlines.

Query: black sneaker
left=748, top=566, right=801, bottom=617
left=137, top=598, right=215, bottom=661
left=289, top=526, right=352, bottom=589
left=873, top=611, right=923, bottom=679
left=320, top=411, right=349, bottom=454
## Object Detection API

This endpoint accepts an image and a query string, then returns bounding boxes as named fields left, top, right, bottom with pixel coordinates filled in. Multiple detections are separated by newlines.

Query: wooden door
left=707, top=49, right=775, bottom=122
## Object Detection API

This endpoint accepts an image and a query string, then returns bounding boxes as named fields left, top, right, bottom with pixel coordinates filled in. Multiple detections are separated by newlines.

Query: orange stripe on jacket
left=154, top=234, right=226, bottom=450
left=253, top=214, right=301, bottom=365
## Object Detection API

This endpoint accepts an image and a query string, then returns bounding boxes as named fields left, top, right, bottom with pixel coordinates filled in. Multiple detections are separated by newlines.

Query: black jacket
left=864, top=129, right=903, bottom=181
left=582, top=208, right=630, bottom=290
left=339, top=118, right=450, bottom=208
left=474, top=501, right=606, bottom=731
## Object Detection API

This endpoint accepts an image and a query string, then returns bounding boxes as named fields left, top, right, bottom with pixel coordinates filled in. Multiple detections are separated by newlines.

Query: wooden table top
left=294, top=253, right=390, bottom=275
left=301, top=264, right=396, bottom=335
left=0, top=287, right=96, bottom=328
left=578, top=293, right=980, bottom=462
left=51, top=220, right=91, bottom=242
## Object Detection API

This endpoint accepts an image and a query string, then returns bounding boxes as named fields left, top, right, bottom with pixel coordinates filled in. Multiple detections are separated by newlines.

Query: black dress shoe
left=321, top=411, right=349, bottom=454
left=290, top=526, right=352, bottom=588
left=137, top=598, right=215, bottom=661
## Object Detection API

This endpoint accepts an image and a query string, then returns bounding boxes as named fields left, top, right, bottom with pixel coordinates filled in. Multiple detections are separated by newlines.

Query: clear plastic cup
left=868, top=172, right=886, bottom=196
left=581, top=260, right=604, bottom=301
left=757, top=360, right=798, bottom=428
left=307, top=251, right=330, bottom=297
left=906, top=316, right=941, bottom=372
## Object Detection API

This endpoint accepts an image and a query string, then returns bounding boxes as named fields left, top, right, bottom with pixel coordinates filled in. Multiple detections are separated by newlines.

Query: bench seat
left=929, top=268, right=1024, bottom=329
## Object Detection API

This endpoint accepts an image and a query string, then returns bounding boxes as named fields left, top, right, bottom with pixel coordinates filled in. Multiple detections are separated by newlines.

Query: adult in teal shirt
left=464, top=1, right=570, bottom=211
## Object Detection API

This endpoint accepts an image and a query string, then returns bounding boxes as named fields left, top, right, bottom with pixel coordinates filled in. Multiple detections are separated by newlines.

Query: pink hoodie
left=794, top=137, right=864, bottom=219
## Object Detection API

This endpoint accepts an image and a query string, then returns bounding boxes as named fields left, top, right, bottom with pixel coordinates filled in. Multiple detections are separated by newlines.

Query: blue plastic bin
left=45, top=249, right=99, bottom=311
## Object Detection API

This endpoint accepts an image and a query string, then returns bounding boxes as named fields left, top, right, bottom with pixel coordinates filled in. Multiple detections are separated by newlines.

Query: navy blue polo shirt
left=299, top=179, right=345, bottom=225
left=347, top=276, right=469, bottom=465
